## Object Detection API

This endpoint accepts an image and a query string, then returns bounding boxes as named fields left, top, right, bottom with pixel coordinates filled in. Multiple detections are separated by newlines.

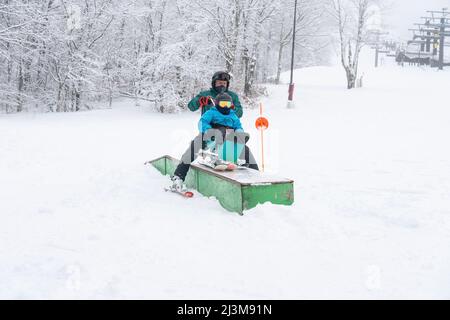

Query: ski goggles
left=218, top=101, right=233, bottom=108
left=215, top=73, right=231, bottom=81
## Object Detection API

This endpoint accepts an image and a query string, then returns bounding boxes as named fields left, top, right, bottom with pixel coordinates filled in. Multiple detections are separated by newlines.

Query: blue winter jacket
left=198, top=107, right=244, bottom=133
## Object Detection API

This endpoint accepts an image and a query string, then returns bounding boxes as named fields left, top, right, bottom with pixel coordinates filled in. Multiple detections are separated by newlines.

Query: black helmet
left=212, top=71, right=231, bottom=91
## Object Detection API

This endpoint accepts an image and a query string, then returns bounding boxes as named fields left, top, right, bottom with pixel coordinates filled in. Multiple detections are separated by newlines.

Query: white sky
left=384, top=0, right=450, bottom=40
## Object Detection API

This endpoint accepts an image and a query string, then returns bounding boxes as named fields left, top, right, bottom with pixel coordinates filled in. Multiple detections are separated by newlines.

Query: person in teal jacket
left=198, top=106, right=243, bottom=134
left=188, top=71, right=243, bottom=118
left=171, top=93, right=258, bottom=191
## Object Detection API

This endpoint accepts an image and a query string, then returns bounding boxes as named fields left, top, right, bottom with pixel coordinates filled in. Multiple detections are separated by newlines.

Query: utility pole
left=287, top=0, right=298, bottom=109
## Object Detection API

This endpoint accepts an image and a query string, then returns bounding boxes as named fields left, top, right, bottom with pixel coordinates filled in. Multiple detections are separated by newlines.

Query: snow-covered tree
left=272, top=0, right=327, bottom=85
left=328, top=0, right=382, bottom=89
left=0, top=0, right=331, bottom=114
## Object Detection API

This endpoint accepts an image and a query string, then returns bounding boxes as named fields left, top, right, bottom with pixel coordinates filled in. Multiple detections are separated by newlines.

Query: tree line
left=1, top=0, right=382, bottom=114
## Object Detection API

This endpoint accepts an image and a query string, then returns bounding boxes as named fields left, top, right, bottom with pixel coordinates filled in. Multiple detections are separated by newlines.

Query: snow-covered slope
left=1, top=63, right=450, bottom=299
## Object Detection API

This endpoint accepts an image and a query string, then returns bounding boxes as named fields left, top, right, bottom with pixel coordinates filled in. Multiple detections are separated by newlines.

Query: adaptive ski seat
left=207, top=125, right=248, bottom=164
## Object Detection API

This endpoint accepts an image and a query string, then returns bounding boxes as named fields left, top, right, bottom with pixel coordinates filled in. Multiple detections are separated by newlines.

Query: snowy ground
left=1, top=59, right=450, bottom=299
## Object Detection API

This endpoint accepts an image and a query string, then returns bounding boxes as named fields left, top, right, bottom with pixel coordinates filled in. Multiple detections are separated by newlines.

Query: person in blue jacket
left=198, top=100, right=244, bottom=134
left=171, top=93, right=259, bottom=191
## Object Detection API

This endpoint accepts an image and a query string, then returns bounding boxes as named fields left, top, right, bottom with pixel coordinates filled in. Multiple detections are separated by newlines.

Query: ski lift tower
left=412, top=8, right=450, bottom=70
left=366, top=5, right=388, bottom=67
left=368, top=30, right=390, bottom=67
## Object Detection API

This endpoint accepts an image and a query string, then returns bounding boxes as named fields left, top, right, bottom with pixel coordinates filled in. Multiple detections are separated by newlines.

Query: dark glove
left=198, top=96, right=212, bottom=108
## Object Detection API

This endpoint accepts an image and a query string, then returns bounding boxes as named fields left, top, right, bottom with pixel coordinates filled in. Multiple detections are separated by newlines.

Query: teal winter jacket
left=198, top=108, right=244, bottom=134
left=188, top=87, right=243, bottom=118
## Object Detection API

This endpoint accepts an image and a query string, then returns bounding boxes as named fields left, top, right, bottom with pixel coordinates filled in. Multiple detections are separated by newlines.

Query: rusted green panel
left=242, top=183, right=294, bottom=211
left=151, top=157, right=168, bottom=175
left=150, top=156, right=197, bottom=189
left=196, top=170, right=243, bottom=214
left=148, top=155, right=294, bottom=214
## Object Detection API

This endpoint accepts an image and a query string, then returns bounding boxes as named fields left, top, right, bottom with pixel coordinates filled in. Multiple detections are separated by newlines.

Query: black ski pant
left=173, top=130, right=259, bottom=181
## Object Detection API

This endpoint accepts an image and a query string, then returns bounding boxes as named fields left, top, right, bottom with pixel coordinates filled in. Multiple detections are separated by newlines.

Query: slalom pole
left=260, top=124, right=265, bottom=172
left=255, top=102, right=269, bottom=172
left=260, top=103, right=265, bottom=172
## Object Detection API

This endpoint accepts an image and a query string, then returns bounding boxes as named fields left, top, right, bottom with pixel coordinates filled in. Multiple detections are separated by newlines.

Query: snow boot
left=170, top=175, right=187, bottom=192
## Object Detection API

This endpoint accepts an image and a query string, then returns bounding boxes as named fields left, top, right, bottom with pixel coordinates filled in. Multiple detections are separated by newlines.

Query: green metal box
left=149, top=155, right=294, bottom=214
